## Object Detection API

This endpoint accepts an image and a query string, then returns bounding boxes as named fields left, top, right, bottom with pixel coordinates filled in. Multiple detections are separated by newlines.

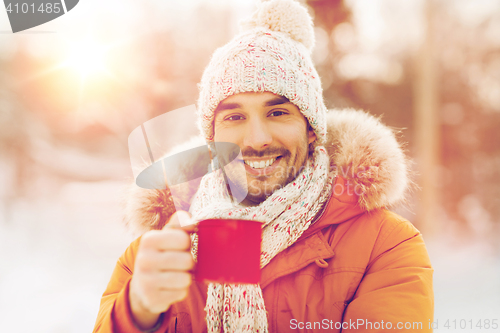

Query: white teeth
left=244, top=158, right=276, bottom=169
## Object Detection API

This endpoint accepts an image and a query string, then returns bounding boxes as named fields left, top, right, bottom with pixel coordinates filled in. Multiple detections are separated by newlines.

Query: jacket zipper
left=310, top=175, right=336, bottom=226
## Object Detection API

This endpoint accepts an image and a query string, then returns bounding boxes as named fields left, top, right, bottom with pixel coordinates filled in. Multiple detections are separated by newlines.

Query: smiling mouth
left=243, top=156, right=281, bottom=169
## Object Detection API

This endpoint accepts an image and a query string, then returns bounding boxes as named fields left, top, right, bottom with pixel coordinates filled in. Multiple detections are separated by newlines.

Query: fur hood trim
left=124, top=109, right=411, bottom=234
left=324, top=109, right=411, bottom=212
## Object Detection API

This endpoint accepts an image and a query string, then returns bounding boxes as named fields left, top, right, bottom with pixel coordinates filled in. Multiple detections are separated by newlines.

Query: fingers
left=141, top=228, right=191, bottom=251
left=157, top=272, right=192, bottom=290
left=130, top=210, right=197, bottom=317
left=140, top=211, right=197, bottom=252
left=141, top=289, right=189, bottom=313
left=132, top=281, right=190, bottom=315
left=136, top=250, right=195, bottom=272
left=140, top=271, right=192, bottom=290
left=160, top=289, right=188, bottom=305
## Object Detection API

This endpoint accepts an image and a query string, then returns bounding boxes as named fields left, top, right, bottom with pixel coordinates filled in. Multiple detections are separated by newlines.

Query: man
left=93, top=0, right=434, bottom=332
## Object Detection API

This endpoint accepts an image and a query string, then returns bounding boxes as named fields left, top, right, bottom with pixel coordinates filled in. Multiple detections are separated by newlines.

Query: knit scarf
left=189, top=146, right=333, bottom=332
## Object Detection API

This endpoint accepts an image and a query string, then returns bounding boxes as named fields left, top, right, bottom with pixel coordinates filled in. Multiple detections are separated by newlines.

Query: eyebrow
left=265, top=96, right=290, bottom=107
left=214, top=96, right=291, bottom=113
left=215, top=102, right=241, bottom=113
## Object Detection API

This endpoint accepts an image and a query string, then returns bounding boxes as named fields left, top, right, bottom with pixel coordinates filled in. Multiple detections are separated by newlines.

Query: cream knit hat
left=197, top=0, right=327, bottom=144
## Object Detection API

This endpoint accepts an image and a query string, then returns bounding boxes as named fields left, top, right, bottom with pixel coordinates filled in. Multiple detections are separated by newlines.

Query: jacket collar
left=299, top=175, right=363, bottom=239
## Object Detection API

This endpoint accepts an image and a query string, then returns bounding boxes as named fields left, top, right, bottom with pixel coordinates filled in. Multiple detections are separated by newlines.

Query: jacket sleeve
left=341, top=218, right=434, bottom=332
left=92, top=237, right=172, bottom=333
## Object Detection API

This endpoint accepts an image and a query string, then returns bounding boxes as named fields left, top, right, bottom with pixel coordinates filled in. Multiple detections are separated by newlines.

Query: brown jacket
left=93, top=110, right=434, bottom=332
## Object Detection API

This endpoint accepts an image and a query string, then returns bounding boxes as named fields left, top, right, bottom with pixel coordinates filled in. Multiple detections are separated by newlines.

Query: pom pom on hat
left=240, top=0, right=315, bottom=52
left=198, top=0, right=327, bottom=143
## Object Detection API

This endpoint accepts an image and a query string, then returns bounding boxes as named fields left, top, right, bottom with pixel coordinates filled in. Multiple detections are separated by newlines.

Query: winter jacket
left=93, top=110, right=434, bottom=332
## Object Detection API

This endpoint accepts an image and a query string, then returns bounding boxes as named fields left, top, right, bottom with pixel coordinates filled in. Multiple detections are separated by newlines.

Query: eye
left=269, top=110, right=287, bottom=117
left=224, top=115, right=244, bottom=121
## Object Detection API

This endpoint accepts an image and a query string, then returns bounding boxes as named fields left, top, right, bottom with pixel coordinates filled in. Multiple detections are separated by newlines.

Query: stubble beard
left=243, top=142, right=310, bottom=206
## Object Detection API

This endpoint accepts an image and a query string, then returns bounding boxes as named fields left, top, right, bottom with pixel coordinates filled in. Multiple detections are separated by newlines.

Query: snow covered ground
left=426, top=233, right=500, bottom=332
left=0, top=180, right=134, bottom=333
left=0, top=180, right=499, bottom=332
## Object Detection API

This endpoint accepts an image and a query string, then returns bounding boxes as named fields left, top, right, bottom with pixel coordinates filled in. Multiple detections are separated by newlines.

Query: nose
left=243, top=117, right=272, bottom=150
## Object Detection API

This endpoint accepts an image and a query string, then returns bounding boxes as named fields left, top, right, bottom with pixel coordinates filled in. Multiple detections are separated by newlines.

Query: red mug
left=195, top=219, right=262, bottom=284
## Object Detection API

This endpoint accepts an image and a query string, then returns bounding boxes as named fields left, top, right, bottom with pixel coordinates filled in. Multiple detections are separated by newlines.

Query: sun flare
left=65, top=39, right=108, bottom=78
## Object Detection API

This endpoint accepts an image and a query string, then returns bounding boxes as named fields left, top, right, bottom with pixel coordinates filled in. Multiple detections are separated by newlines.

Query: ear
left=307, top=126, right=316, bottom=145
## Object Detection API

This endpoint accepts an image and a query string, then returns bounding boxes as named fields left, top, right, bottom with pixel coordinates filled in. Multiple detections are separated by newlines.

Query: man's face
left=213, top=92, right=316, bottom=206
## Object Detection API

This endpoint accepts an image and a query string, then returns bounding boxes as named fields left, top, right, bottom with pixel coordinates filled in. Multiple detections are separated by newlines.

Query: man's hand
left=129, top=211, right=195, bottom=330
